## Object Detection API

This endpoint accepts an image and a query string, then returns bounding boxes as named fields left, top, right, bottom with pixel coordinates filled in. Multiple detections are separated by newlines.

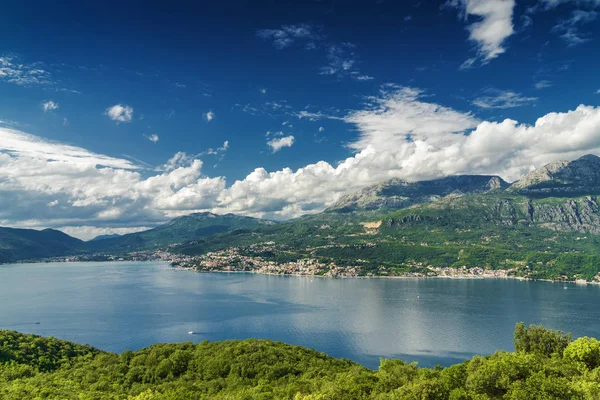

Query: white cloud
left=105, top=104, right=133, bottom=123
left=0, top=127, right=137, bottom=169
left=4, top=87, right=600, bottom=233
left=319, top=127, right=325, bottom=132
left=447, top=0, right=515, bottom=65
left=267, top=135, right=295, bottom=153
left=216, top=87, right=600, bottom=219
left=260, top=88, right=267, bottom=94
left=60, top=226, right=151, bottom=241
left=473, top=89, right=538, bottom=109
left=0, top=128, right=225, bottom=236
left=534, top=80, right=553, bottom=89
left=204, top=111, right=214, bottom=122
left=257, top=24, right=322, bottom=49
left=201, top=140, right=229, bottom=156
left=147, top=134, right=159, bottom=143
left=42, top=100, right=59, bottom=112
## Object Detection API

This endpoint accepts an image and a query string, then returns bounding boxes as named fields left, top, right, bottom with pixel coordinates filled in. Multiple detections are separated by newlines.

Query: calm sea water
left=1, top=261, right=599, bottom=369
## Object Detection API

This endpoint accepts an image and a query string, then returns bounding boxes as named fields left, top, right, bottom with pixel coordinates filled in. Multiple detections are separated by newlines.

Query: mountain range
left=0, top=213, right=272, bottom=263
left=3, top=154, right=600, bottom=276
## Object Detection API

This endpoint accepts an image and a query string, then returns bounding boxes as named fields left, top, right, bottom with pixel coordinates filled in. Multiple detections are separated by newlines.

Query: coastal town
left=20, top=239, right=600, bottom=284
left=166, top=241, right=520, bottom=279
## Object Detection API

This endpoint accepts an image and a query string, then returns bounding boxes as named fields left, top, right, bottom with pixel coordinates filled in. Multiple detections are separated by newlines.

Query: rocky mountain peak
left=509, top=154, right=600, bottom=195
left=327, top=174, right=509, bottom=213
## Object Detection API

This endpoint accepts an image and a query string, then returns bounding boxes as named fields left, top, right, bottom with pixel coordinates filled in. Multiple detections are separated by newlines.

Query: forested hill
left=0, top=213, right=274, bottom=262
left=2, top=325, right=600, bottom=399
left=0, top=227, right=83, bottom=263
left=85, top=212, right=275, bottom=253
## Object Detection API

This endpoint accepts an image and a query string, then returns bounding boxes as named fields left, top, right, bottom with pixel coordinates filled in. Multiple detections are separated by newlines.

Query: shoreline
left=3, top=259, right=598, bottom=286
left=171, top=266, right=598, bottom=285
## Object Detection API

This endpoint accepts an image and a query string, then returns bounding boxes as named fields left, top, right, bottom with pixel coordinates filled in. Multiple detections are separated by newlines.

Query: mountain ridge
left=509, top=154, right=600, bottom=196
left=326, top=174, right=509, bottom=213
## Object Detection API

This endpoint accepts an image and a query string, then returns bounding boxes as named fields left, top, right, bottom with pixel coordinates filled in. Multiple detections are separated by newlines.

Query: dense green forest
left=3, top=324, right=600, bottom=399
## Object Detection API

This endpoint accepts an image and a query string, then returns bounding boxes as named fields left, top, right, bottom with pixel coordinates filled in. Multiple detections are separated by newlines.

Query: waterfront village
left=166, top=242, right=517, bottom=280
left=36, top=241, right=597, bottom=283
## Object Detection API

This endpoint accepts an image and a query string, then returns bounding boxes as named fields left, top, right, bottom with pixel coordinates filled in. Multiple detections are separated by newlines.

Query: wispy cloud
left=105, top=104, right=133, bottom=123
left=267, top=135, right=295, bottom=153
left=204, top=111, right=215, bottom=122
left=42, top=100, right=59, bottom=112
left=258, top=25, right=373, bottom=81
left=257, top=24, right=323, bottom=49
left=552, top=9, right=598, bottom=46
left=473, top=89, right=537, bottom=109
left=319, top=43, right=374, bottom=81
left=446, top=0, right=516, bottom=67
left=0, top=55, right=52, bottom=86
left=201, top=140, right=229, bottom=156
left=534, top=80, right=553, bottom=89
left=146, top=134, right=159, bottom=143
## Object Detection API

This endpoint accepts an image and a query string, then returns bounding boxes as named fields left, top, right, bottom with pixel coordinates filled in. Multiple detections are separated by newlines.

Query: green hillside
left=0, top=213, right=275, bottom=262
left=86, top=212, right=275, bottom=253
left=0, top=227, right=83, bottom=263
left=2, top=325, right=600, bottom=399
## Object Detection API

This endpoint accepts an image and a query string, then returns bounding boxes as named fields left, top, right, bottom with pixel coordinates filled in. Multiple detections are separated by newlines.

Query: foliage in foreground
left=3, top=324, right=600, bottom=399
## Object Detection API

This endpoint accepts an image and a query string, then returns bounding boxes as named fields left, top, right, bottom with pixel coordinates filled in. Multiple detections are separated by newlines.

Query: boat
left=188, top=331, right=194, bottom=335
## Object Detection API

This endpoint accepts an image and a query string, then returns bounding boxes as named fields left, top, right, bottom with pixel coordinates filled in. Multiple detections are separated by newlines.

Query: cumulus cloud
left=42, top=100, right=59, bottom=112
left=447, top=0, right=515, bottom=66
left=216, top=87, right=600, bottom=219
left=267, top=135, right=295, bottom=153
left=146, top=134, right=159, bottom=143
left=204, top=111, right=214, bottom=122
left=3, top=87, right=600, bottom=234
left=105, top=104, right=133, bottom=123
left=473, top=89, right=538, bottom=109
left=0, top=127, right=224, bottom=236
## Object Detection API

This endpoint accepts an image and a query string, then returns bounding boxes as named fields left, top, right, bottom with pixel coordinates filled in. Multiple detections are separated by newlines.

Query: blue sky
left=1, top=0, right=599, bottom=239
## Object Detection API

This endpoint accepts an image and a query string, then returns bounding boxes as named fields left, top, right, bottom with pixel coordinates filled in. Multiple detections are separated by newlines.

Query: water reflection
left=1, top=262, right=600, bottom=369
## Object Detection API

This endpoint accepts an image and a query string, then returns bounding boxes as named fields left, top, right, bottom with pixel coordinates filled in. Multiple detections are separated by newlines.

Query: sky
left=1, top=0, right=599, bottom=240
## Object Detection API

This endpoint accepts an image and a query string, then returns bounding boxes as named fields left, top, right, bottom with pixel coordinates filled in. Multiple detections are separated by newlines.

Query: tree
left=563, top=337, right=600, bottom=370
left=513, top=322, right=572, bottom=357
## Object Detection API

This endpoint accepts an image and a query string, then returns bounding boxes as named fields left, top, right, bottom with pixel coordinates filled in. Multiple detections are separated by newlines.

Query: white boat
left=188, top=331, right=194, bottom=335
